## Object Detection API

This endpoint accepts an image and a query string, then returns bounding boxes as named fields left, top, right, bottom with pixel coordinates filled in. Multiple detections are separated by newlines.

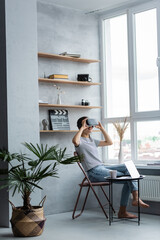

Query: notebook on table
left=125, top=160, right=140, bottom=178
left=117, top=160, right=140, bottom=179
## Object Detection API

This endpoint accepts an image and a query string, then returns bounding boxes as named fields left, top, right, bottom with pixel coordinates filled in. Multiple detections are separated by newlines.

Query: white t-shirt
left=75, top=136, right=102, bottom=171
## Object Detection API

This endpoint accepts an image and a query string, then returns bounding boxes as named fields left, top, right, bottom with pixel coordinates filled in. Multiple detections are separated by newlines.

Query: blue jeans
left=87, top=164, right=138, bottom=207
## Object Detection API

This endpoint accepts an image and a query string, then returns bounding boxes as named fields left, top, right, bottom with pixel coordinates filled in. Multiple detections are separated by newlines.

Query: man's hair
left=77, top=116, right=88, bottom=129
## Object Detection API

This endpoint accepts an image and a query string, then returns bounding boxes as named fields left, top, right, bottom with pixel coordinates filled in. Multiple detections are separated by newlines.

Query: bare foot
left=132, top=199, right=149, bottom=208
left=118, top=211, right=138, bottom=219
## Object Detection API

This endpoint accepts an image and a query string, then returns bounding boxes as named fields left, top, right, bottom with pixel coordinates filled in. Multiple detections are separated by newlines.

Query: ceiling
left=38, top=0, right=150, bottom=13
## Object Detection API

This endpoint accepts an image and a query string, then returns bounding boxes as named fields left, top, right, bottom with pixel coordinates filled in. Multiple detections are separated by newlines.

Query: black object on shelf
left=77, top=74, right=89, bottom=81
left=81, top=99, right=90, bottom=106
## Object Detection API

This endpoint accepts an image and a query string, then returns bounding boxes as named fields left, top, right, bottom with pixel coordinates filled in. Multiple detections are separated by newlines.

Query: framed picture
left=49, top=109, right=70, bottom=130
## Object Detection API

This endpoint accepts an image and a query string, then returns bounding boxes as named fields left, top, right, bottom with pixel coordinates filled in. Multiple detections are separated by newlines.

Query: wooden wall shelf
left=38, top=78, right=101, bottom=86
left=40, top=130, right=100, bottom=133
left=38, top=52, right=100, bottom=63
left=39, top=103, right=102, bottom=109
left=38, top=51, right=101, bottom=136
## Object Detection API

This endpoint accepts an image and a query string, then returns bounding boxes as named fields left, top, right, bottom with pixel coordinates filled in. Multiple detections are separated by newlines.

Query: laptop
left=124, top=160, right=140, bottom=178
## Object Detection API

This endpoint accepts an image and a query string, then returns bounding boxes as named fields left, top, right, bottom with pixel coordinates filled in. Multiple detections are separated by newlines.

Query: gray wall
left=0, top=0, right=9, bottom=227
left=0, top=0, right=158, bottom=227
left=0, top=0, right=102, bottom=226
left=6, top=0, right=39, bottom=153
left=37, top=1, right=102, bottom=215
left=0, top=0, right=40, bottom=227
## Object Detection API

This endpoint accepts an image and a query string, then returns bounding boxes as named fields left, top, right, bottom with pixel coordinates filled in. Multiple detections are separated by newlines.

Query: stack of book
left=48, top=74, right=68, bottom=79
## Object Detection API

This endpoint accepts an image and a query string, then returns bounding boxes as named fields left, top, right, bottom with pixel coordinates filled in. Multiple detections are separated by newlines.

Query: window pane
left=137, top=121, right=160, bottom=161
left=135, top=9, right=159, bottom=112
left=104, top=14, right=129, bottom=117
left=107, top=123, right=131, bottom=161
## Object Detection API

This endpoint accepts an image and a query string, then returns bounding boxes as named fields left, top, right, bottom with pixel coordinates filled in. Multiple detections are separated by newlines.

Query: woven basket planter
left=10, top=198, right=46, bottom=237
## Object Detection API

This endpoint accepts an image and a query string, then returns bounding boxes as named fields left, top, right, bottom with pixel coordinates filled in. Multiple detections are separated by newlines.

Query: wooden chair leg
left=89, top=185, right=108, bottom=219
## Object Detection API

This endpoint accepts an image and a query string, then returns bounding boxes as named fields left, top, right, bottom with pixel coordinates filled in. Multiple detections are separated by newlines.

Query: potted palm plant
left=0, top=142, right=80, bottom=237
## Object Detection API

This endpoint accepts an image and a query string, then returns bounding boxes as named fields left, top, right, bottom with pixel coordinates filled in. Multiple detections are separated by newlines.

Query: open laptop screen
left=125, top=160, right=140, bottom=178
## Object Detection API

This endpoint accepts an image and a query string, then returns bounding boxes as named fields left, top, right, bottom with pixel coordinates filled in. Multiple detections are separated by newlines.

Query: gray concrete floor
left=0, top=210, right=160, bottom=240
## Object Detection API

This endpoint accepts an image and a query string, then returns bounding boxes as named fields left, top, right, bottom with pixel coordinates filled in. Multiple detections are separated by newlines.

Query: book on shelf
left=49, top=109, right=70, bottom=130
left=48, top=74, right=68, bottom=79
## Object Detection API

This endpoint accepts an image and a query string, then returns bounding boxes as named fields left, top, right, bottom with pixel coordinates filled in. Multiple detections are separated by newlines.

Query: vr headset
left=86, top=119, right=98, bottom=127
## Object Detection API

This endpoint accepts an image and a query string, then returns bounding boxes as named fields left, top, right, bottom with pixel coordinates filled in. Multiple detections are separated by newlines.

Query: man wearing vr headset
left=72, top=116, right=149, bottom=219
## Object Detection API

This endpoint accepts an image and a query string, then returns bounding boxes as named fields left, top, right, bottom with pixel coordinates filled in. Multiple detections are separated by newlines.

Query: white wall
left=5, top=0, right=41, bottom=220
left=0, top=0, right=102, bottom=226
left=37, top=1, right=102, bottom=214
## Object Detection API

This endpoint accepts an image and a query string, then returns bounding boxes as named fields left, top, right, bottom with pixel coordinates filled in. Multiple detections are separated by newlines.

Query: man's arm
left=96, top=122, right=113, bottom=146
left=72, top=118, right=88, bottom=147
left=72, top=127, right=84, bottom=147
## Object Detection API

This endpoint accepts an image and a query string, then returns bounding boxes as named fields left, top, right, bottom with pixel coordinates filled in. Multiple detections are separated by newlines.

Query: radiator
left=140, top=175, right=160, bottom=202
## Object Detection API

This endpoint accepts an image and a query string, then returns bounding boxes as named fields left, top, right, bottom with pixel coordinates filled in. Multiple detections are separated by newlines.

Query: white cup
left=109, top=170, right=117, bottom=179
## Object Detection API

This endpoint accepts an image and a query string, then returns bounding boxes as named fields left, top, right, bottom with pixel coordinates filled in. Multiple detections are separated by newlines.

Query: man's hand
left=81, top=118, right=88, bottom=130
left=95, top=121, right=104, bottom=130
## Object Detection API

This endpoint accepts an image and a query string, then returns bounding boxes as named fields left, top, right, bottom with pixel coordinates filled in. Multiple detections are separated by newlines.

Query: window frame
left=99, top=0, right=160, bottom=164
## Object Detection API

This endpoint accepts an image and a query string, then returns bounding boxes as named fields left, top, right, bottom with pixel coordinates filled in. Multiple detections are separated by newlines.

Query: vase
left=10, top=206, right=46, bottom=237
left=9, top=197, right=46, bottom=237
left=118, top=141, right=124, bottom=164
left=57, top=94, right=61, bottom=104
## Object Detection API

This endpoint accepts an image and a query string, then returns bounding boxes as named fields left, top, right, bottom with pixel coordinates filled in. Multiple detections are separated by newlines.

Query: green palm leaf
left=0, top=142, right=80, bottom=209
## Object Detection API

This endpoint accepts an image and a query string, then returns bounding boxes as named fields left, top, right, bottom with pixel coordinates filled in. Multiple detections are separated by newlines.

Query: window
left=137, top=121, right=160, bottom=161
left=102, top=2, right=160, bottom=164
left=135, top=9, right=159, bottom=112
left=104, top=14, right=129, bottom=118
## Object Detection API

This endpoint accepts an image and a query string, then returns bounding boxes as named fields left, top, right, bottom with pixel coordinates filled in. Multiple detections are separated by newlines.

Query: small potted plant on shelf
left=0, top=142, right=80, bottom=237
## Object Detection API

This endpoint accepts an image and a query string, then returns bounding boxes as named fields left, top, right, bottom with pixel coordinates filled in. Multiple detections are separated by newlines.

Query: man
left=72, top=116, right=149, bottom=218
